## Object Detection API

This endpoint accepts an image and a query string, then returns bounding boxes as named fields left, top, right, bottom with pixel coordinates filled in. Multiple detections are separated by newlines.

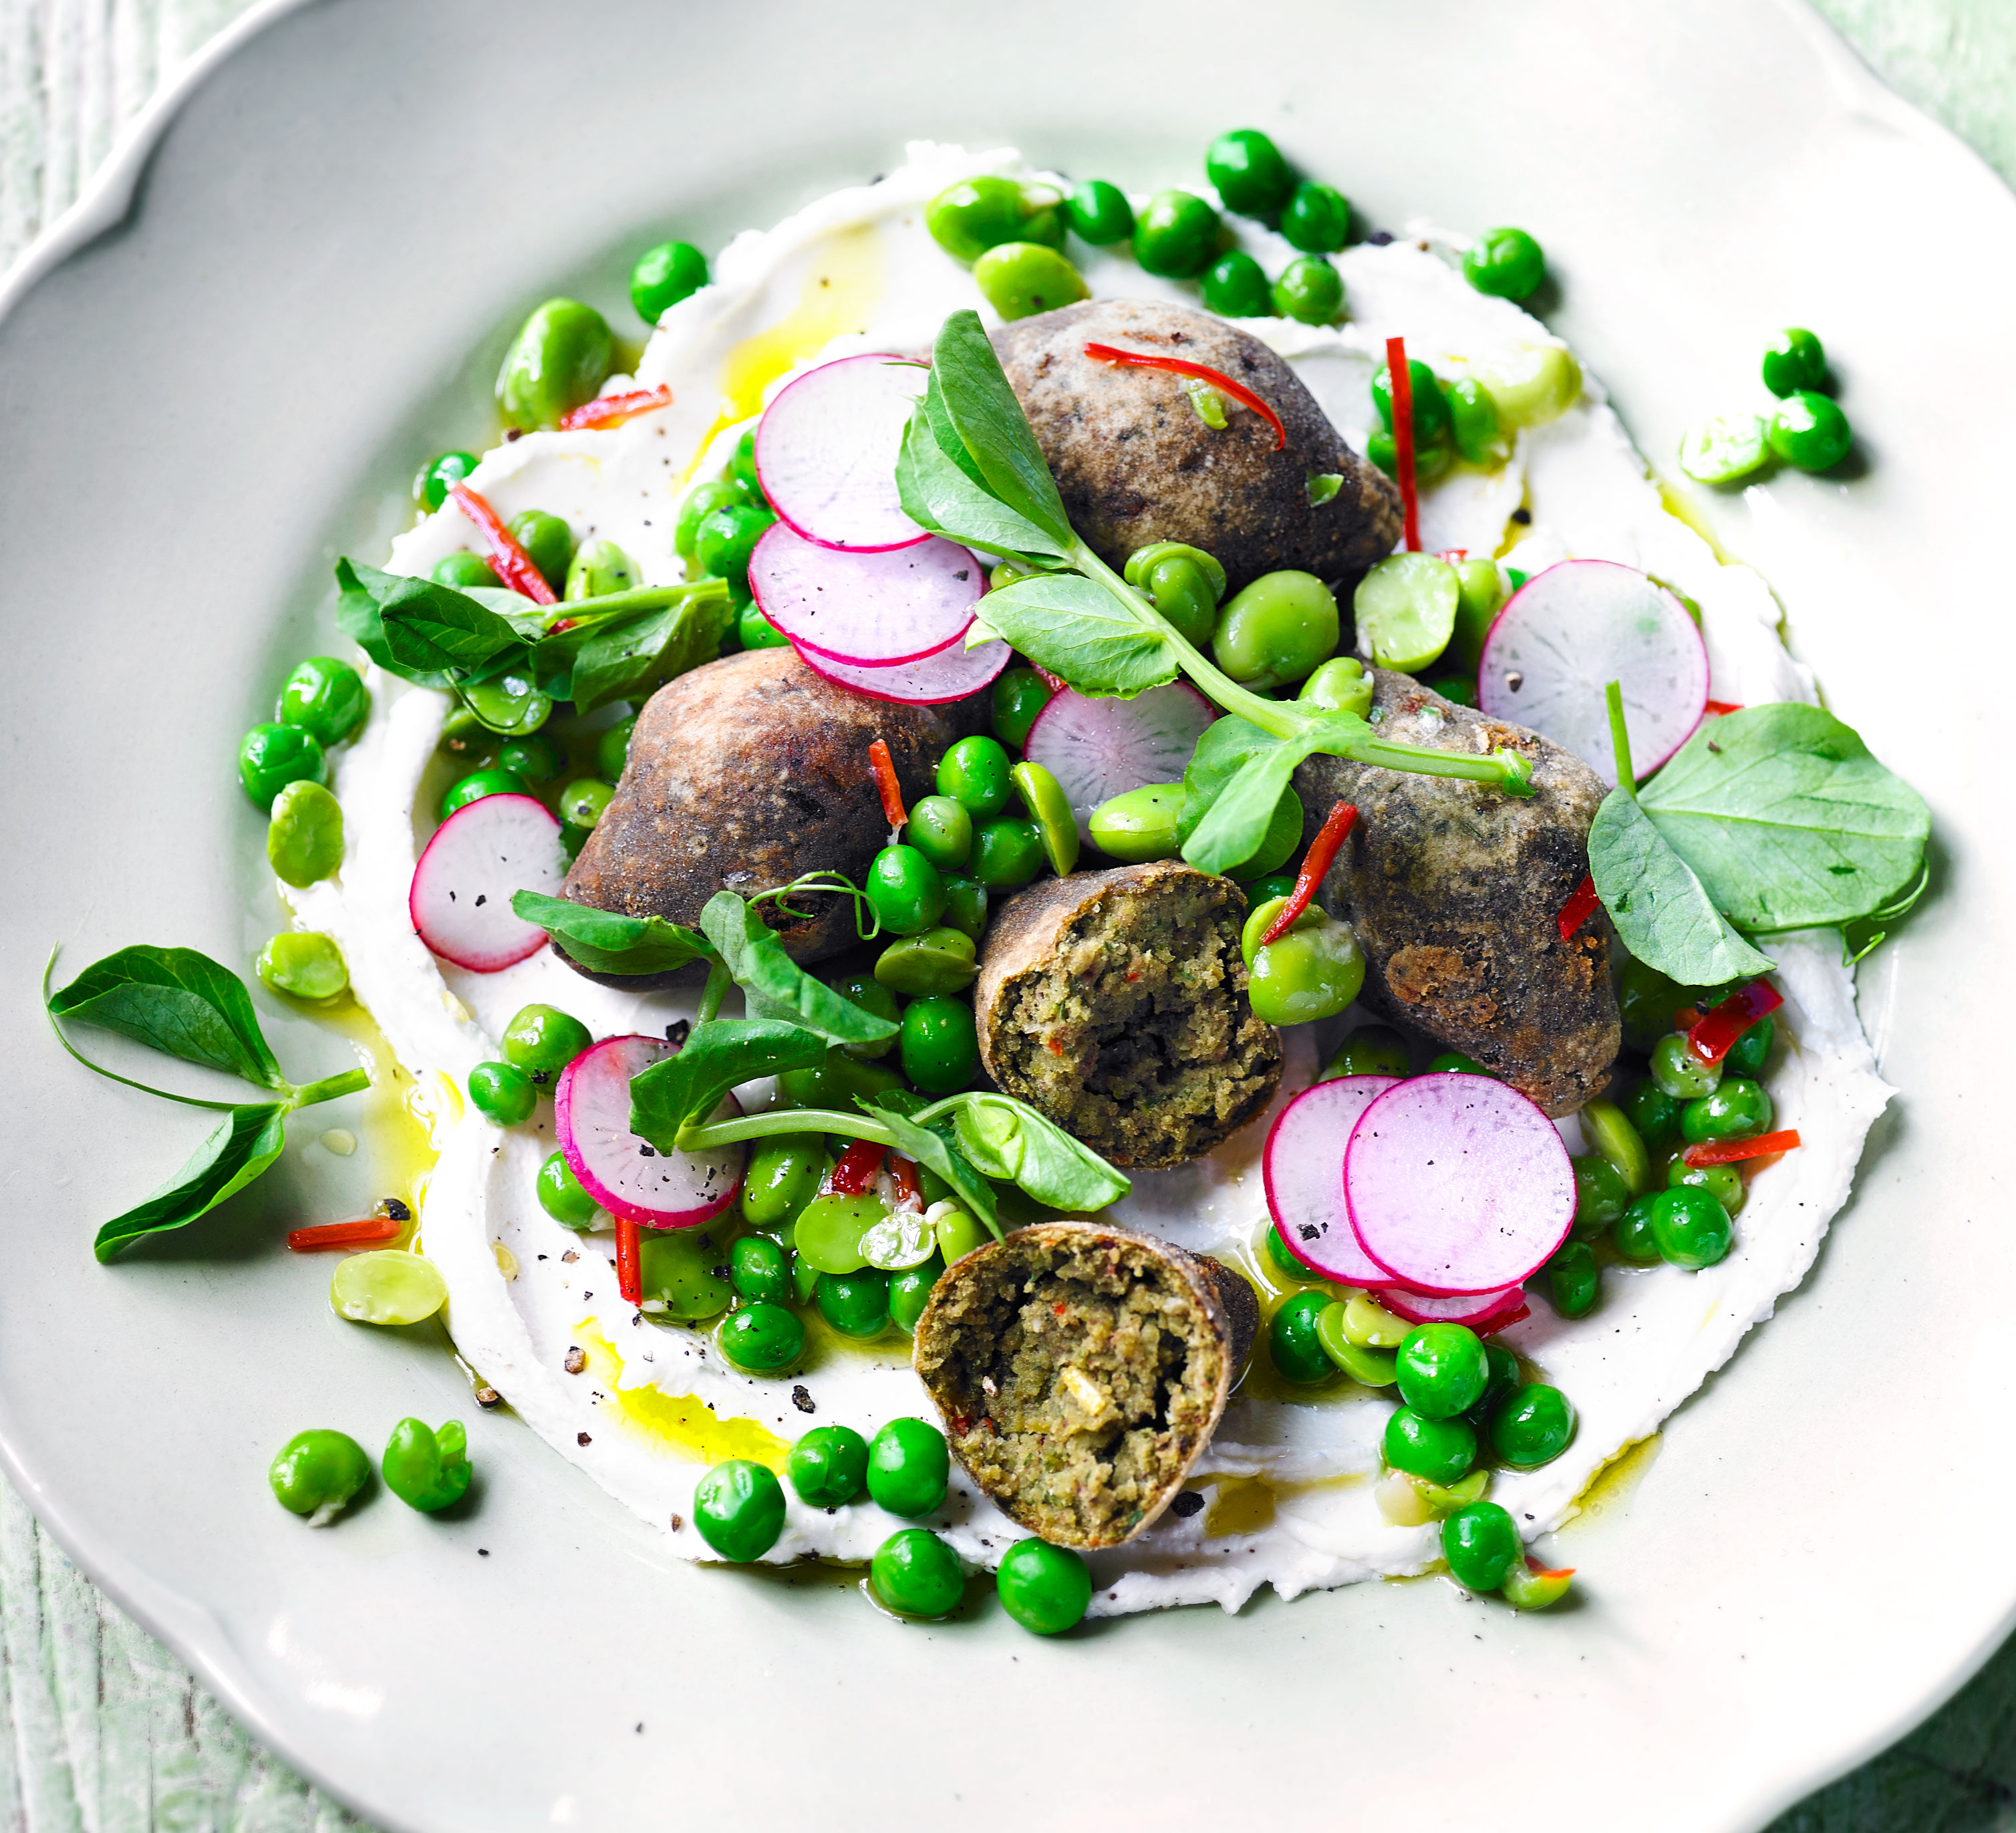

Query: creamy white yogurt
left=286, top=144, right=1890, bottom=1615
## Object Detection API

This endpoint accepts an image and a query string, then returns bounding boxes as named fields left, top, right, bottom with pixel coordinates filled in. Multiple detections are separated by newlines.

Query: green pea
left=637, top=1232, right=735, bottom=1320
left=1280, top=181, right=1349, bottom=253
left=1546, top=1239, right=1599, bottom=1318
left=1371, top=359, right=1454, bottom=443
left=935, top=735, right=1012, bottom=821
left=1472, top=1340, right=1516, bottom=1421
left=1761, top=327, right=1828, bottom=398
left=1246, top=873, right=1297, bottom=906
left=277, top=658, right=368, bottom=749
left=694, top=1459, right=786, bottom=1562
left=1682, top=1077, right=1772, bottom=1144
left=694, top=500, right=775, bottom=591
left=268, top=1429, right=371, bottom=1521
left=505, top=510, right=574, bottom=595
left=496, top=298, right=614, bottom=430
left=907, top=795, right=974, bottom=873
left=786, top=1425, right=869, bottom=1508
left=1767, top=391, right=1853, bottom=472
left=1442, top=1499, right=1523, bottom=1590
left=1089, top=783, right=1184, bottom=863
left=1679, top=413, right=1770, bottom=486
left=925, top=176, right=1064, bottom=263
left=791, top=1250, right=820, bottom=1304
left=1201, top=250, right=1274, bottom=318
left=498, top=1005, right=589, bottom=1082
left=935, top=1206, right=986, bottom=1264
left=987, top=1536, right=1091, bottom=1637
left=1446, top=559, right=1506, bottom=673
left=972, top=817, right=1044, bottom=889
left=1669, top=1158, right=1746, bottom=1216
left=1205, top=128, right=1293, bottom=216
left=1298, top=654, right=1374, bottom=718
left=558, top=779, right=614, bottom=831
left=1272, top=256, right=1344, bottom=326
left=1429, top=1051, right=1491, bottom=1075
left=537, top=1150, right=599, bottom=1229
left=974, top=241, right=1089, bottom=321
left=631, top=239, right=709, bottom=323
left=267, top=780, right=343, bottom=889
left=875, top=927, right=977, bottom=996
left=1366, top=427, right=1453, bottom=485
left=468, top=1061, right=535, bottom=1125
left=1489, top=1384, right=1577, bottom=1468
left=728, top=1236, right=790, bottom=1306
left=1011, top=760, right=1081, bottom=876
left=239, top=722, right=326, bottom=810
left=1425, top=674, right=1477, bottom=707
left=497, top=735, right=563, bottom=783
left=330, top=1250, right=446, bottom=1326
left=889, top=1255, right=946, bottom=1334
left=1725, top=1016, right=1774, bottom=1078
left=1132, top=189, right=1221, bottom=279
left=816, top=1268, right=891, bottom=1338
left=1354, top=552, right=1459, bottom=674
left=1647, top=1184, right=1734, bottom=1269
left=1213, top=570, right=1339, bottom=690
left=1462, top=227, right=1545, bottom=301
left=1650, top=1031, right=1721, bottom=1100
left=866, top=844, right=946, bottom=936
left=1065, top=178, right=1133, bottom=246
left=868, top=1417, right=950, bottom=1518
left=588, top=719, right=634, bottom=785
left=1265, top=1222, right=1304, bottom=1276
left=774, top=1048, right=904, bottom=1114
left=381, top=1418, right=471, bottom=1514
left=1443, top=376, right=1507, bottom=468
left=938, top=874, right=990, bottom=946
left=1384, top=1407, right=1477, bottom=1486
left=1270, top=1290, right=1337, bottom=1385
left=414, top=450, right=478, bottom=513
left=732, top=602, right=782, bottom=650
left=1570, top=1154, right=1631, bottom=1234
left=718, top=1302, right=805, bottom=1374
left=1320, top=1024, right=1410, bottom=1080
left=740, top=1136, right=827, bottom=1229
left=1612, top=1193, right=1664, bottom=1263
left=564, top=537, right=638, bottom=602
left=992, top=668, right=1054, bottom=749
left=1580, top=1095, right=1651, bottom=1196
left=432, top=551, right=501, bottom=590
left=676, top=478, right=748, bottom=565
left=795, top=1192, right=885, bottom=1276
left=253, top=931, right=345, bottom=1002
left=1243, top=901, right=1364, bottom=1026
left=1315, top=1302, right=1399, bottom=1385
left=901, top=996, right=978, bottom=1095
left=730, top=426, right=766, bottom=503
left=1502, top=1562, right=1573, bottom=1610
left=440, top=768, right=529, bottom=822
left=871, top=1528, right=964, bottom=1617
left=1394, top=1324, right=1489, bottom=1421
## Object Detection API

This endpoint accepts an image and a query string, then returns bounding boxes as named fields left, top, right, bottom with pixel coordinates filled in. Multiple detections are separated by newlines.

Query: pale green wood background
left=1, top=1, right=2009, bottom=1825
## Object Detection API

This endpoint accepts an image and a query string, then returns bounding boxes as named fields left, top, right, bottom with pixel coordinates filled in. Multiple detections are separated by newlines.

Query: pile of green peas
left=1678, top=327, right=1854, bottom=486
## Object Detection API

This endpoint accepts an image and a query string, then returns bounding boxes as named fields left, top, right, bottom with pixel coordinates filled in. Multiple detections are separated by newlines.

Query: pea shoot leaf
left=927, top=310, right=1074, bottom=546
left=948, top=1094, right=1131, bottom=1212
left=48, top=946, right=289, bottom=1093
left=976, top=572, right=1177, bottom=698
left=628, top=1018, right=829, bottom=1153
left=895, top=390, right=1070, bottom=565
left=1639, top=703, right=1930, bottom=932
left=1589, top=787, right=1777, bottom=985
left=698, top=893, right=898, bottom=1048
left=376, top=577, right=527, bottom=677
left=863, top=1098, right=1000, bottom=1236
left=510, top=892, right=715, bottom=976
left=92, top=1102, right=290, bottom=1262
left=536, top=587, right=733, bottom=714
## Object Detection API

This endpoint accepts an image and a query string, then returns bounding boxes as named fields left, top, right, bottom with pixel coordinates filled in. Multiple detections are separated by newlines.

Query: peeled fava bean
left=495, top=298, right=614, bottom=430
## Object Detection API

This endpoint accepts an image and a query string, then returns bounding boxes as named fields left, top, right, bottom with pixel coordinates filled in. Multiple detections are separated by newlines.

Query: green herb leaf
left=976, top=571, right=1177, bottom=697
left=93, top=1103, right=290, bottom=1262
left=928, top=310, right=1074, bottom=545
left=862, top=1098, right=1000, bottom=1237
left=335, top=559, right=454, bottom=689
left=378, top=578, right=527, bottom=677
left=48, top=946, right=289, bottom=1093
left=510, top=891, right=714, bottom=976
left=533, top=585, right=733, bottom=713
left=895, top=390, right=1070, bottom=565
left=1307, top=474, right=1344, bottom=507
left=1589, top=786, right=1777, bottom=984
left=629, top=1018, right=829, bottom=1151
left=698, top=894, right=899, bottom=1047
left=950, top=1093, right=1131, bottom=1212
left=1639, top=703, right=1931, bottom=932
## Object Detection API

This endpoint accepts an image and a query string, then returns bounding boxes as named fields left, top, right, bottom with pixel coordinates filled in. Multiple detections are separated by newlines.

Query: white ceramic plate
left=3, top=2, right=2012, bottom=1828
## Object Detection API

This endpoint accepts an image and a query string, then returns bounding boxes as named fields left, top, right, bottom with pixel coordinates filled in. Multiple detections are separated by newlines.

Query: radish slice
left=790, top=633, right=1010, bottom=706
left=753, top=353, right=929, bottom=553
left=1345, top=1074, right=1574, bottom=1295
left=1023, top=682, right=1217, bottom=843
left=750, top=523, right=982, bottom=666
left=554, top=1034, right=744, bottom=1228
left=1264, top=1076, right=1401, bottom=1286
left=1475, top=559, right=1709, bottom=786
left=408, top=793, right=566, bottom=972
left=1377, top=1284, right=1528, bottom=1328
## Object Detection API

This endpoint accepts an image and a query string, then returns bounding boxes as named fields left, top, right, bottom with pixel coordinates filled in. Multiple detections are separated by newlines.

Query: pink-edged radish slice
left=554, top=1034, right=744, bottom=1228
left=750, top=523, right=982, bottom=666
left=408, top=792, right=566, bottom=972
left=790, top=633, right=1011, bottom=706
left=1475, top=559, right=1708, bottom=787
left=753, top=353, right=929, bottom=553
left=1345, top=1073, right=1574, bottom=1295
left=1263, top=1075, right=1401, bottom=1286
left=1377, top=1283, right=1528, bottom=1329
left=1023, top=681, right=1217, bottom=843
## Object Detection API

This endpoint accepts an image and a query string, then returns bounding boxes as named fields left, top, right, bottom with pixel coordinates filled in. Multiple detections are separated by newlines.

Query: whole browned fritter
left=992, top=297, right=1401, bottom=594
left=557, top=647, right=985, bottom=983
left=1294, top=670, right=1620, bottom=1115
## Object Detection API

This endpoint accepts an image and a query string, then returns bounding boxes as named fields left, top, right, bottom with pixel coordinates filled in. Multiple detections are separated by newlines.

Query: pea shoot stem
left=537, top=578, right=728, bottom=635
left=695, top=960, right=731, bottom=1026
left=293, top=1068, right=372, bottom=1108
left=676, top=1107, right=895, bottom=1153
left=1606, top=680, right=1636, bottom=797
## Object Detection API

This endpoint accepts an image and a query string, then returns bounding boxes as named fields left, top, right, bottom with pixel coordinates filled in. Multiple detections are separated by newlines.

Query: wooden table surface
left=3, top=1, right=2011, bottom=1826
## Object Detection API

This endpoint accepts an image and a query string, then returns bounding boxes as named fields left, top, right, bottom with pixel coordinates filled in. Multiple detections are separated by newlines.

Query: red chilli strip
left=867, top=738, right=907, bottom=831
left=1556, top=872, right=1600, bottom=942
left=1703, top=700, right=1745, bottom=716
left=1672, top=1006, right=1705, bottom=1032
left=828, top=1139, right=889, bottom=1197
left=1261, top=803, right=1358, bottom=947
left=1684, top=1128, right=1802, bottom=1169
left=1082, top=343, right=1286, bottom=450
left=449, top=484, right=558, bottom=605
left=615, top=1220, right=643, bottom=1304
left=557, top=384, right=674, bottom=432
left=1386, top=335, right=1421, bottom=553
left=1687, top=979, right=1785, bottom=1066
left=890, top=1155, right=922, bottom=1212
left=285, top=1216, right=402, bottom=1253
